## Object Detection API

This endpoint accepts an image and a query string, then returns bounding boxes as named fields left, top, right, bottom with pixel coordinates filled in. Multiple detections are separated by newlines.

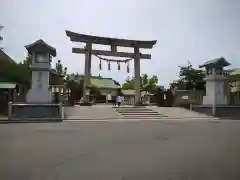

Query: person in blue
left=116, top=95, right=122, bottom=107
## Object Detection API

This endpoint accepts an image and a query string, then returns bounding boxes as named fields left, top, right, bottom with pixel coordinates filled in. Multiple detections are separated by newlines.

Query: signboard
left=181, top=95, right=188, bottom=100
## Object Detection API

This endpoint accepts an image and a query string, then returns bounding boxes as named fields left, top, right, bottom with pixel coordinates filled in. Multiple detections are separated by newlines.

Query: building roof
left=66, top=30, right=157, bottom=49
left=0, top=49, right=15, bottom=63
left=0, top=83, right=16, bottom=89
left=66, top=74, right=120, bottom=89
left=229, top=68, right=240, bottom=76
left=199, top=57, right=230, bottom=68
left=89, top=77, right=120, bottom=89
left=158, top=85, right=166, bottom=91
left=25, top=39, right=56, bottom=57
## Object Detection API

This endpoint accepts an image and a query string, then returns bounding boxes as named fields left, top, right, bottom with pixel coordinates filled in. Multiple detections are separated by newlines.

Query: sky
left=1, top=0, right=240, bottom=87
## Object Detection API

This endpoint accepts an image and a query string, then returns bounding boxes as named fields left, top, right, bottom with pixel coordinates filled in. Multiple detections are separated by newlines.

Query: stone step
left=114, top=108, right=149, bottom=110
left=118, top=112, right=162, bottom=116
left=115, top=109, right=152, bottom=112
left=113, top=107, right=166, bottom=119
left=115, top=110, right=156, bottom=113
left=122, top=116, right=166, bottom=119
left=120, top=113, right=166, bottom=116
left=113, top=106, right=147, bottom=108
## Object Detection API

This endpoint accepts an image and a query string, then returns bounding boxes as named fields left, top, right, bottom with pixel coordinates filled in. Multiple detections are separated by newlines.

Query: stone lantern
left=25, top=39, right=56, bottom=103
left=8, top=40, right=63, bottom=120
left=199, top=57, right=230, bottom=105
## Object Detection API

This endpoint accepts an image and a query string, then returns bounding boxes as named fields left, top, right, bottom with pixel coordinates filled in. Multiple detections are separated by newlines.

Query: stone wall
left=173, top=90, right=204, bottom=107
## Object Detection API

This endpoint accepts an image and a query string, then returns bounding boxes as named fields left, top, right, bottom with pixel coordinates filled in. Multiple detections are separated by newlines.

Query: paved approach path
left=1, top=120, right=240, bottom=180
left=65, top=105, right=216, bottom=120
left=65, top=105, right=123, bottom=120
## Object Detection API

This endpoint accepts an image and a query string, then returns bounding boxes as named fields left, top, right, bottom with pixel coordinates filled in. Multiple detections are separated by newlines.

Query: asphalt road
left=0, top=120, right=240, bottom=180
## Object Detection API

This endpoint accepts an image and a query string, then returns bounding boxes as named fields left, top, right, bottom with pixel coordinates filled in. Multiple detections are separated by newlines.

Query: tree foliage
left=52, top=60, right=84, bottom=102
left=55, top=60, right=67, bottom=79
left=122, top=79, right=134, bottom=90
left=0, top=54, right=30, bottom=85
left=0, top=54, right=85, bottom=105
left=170, top=63, right=205, bottom=90
left=67, top=80, right=83, bottom=102
left=122, top=73, right=159, bottom=94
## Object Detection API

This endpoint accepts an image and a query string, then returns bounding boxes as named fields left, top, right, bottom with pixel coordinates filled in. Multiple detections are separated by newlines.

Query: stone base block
left=192, top=105, right=240, bottom=120
left=203, top=96, right=228, bottom=105
left=10, top=103, right=63, bottom=120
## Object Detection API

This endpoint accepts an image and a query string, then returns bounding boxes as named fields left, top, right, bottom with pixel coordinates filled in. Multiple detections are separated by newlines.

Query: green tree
left=171, top=63, right=205, bottom=90
left=55, top=60, right=67, bottom=79
left=122, top=74, right=159, bottom=93
left=155, top=86, right=165, bottom=106
left=122, top=79, right=134, bottom=90
left=49, top=59, right=68, bottom=85
left=67, top=80, right=83, bottom=101
left=169, top=81, right=178, bottom=89
left=20, top=54, right=31, bottom=66
left=141, top=74, right=149, bottom=87
left=65, top=73, right=84, bottom=103
left=0, top=54, right=30, bottom=85
left=143, top=75, right=158, bottom=93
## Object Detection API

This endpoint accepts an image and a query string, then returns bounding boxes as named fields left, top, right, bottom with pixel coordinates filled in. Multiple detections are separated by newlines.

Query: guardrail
left=8, top=102, right=64, bottom=121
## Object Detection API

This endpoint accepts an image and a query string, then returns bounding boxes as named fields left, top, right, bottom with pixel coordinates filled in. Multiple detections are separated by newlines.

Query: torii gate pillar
left=134, top=46, right=141, bottom=105
left=83, top=43, right=92, bottom=102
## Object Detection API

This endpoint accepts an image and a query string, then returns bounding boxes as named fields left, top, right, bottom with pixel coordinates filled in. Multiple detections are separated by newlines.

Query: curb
left=1, top=117, right=235, bottom=124
left=64, top=117, right=240, bottom=122
left=0, top=119, right=63, bottom=124
left=163, top=116, right=219, bottom=119
left=64, top=116, right=220, bottom=120
left=64, top=117, right=123, bottom=121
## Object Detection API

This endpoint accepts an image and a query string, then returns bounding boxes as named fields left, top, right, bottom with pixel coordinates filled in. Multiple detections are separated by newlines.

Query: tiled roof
left=89, top=77, right=120, bottom=89
left=199, top=57, right=230, bottom=68
left=25, top=39, right=56, bottom=57
left=0, top=49, right=15, bottom=63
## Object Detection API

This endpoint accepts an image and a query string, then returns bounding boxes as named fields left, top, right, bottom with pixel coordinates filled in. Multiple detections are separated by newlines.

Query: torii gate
left=66, top=30, right=157, bottom=105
